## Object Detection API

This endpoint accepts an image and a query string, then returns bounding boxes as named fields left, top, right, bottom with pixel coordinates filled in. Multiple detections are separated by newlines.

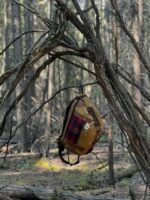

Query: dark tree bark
left=108, top=114, right=115, bottom=187
left=11, top=0, right=25, bottom=152
left=4, top=0, right=11, bottom=71
left=22, top=0, right=34, bottom=152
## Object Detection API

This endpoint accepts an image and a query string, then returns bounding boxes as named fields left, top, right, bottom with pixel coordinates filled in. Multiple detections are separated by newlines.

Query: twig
left=12, top=0, right=51, bottom=27
left=118, top=68, right=150, bottom=102
left=58, top=56, right=96, bottom=76
left=75, top=6, right=93, bottom=15
left=0, top=31, right=49, bottom=108
left=0, top=55, right=56, bottom=139
left=11, top=81, right=98, bottom=141
left=0, top=30, right=45, bottom=56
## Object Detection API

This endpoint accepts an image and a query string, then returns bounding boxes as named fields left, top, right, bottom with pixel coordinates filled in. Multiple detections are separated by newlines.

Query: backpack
left=58, top=94, right=103, bottom=165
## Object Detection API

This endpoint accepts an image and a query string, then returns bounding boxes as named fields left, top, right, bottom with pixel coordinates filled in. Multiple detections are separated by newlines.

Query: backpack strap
left=78, top=85, right=84, bottom=94
left=58, top=140, right=80, bottom=166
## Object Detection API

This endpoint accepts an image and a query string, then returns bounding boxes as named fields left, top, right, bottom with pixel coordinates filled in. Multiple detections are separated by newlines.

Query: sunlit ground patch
left=34, top=158, right=62, bottom=172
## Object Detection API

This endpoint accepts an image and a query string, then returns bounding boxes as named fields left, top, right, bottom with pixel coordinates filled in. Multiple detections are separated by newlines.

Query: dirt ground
left=0, top=146, right=149, bottom=200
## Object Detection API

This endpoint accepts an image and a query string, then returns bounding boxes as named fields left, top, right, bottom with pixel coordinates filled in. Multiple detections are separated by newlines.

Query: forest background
left=0, top=0, right=150, bottom=200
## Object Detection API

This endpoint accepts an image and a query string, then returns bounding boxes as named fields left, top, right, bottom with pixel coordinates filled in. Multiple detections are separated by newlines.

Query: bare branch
left=0, top=67, right=18, bottom=86
left=0, top=56, right=56, bottom=138
left=55, top=0, right=91, bottom=40
left=58, top=56, right=96, bottom=76
left=71, top=0, right=106, bottom=61
left=75, top=6, right=93, bottom=15
left=132, top=100, right=150, bottom=126
left=12, top=0, right=52, bottom=28
left=110, top=0, right=150, bottom=75
left=0, top=31, right=49, bottom=108
left=50, top=50, right=90, bottom=59
left=72, top=0, right=94, bottom=38
left=12, top=81, right=98, bottom=140
left=0, top=30, right=46, bottom=56
left=90, top=0, right=100, bottom=39
left=0, top=48, right=94, bottom=138
left=58, top=40, right=90, bottom=53
left=118, top=67, right=150, bottom=102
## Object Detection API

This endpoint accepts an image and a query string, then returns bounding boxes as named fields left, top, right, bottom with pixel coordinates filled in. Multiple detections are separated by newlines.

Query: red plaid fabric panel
left=65, top=114, right=86, bottom=144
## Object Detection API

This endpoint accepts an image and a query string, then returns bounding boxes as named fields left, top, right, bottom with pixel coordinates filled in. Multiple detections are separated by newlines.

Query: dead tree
left=0, top=0, right=150, bottom=186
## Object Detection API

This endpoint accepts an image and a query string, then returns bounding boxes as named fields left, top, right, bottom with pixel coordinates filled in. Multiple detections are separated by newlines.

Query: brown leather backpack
left=58, top=94, right=103, bottom=165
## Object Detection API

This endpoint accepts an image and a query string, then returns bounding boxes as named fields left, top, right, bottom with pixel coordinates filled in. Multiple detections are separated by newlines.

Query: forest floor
left=0, top=144, right=149, bottom=200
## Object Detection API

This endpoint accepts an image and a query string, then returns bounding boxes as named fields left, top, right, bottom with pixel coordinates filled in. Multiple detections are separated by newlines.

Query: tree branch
left=0, top=30, right=46, bottom=56
left=110, top=0, right=150, bottom=75
left=0, top=67, right=18, bottom=86
left=118, top=67, right=150, bottom=102
left=72, top=0, right=94, bottom=39
left=55, top=0, right=91, bottom=40
left=12, top=81, right=98, bottom=141
left=0, top=31, right=50, bottom=108
left=0, top=56, right=56, bottom=138
left=12, top=0, right=52, bottom=28
left=132, top=100, right=150, bottom=126
left=58, top=56, right=96, bottom=76
left=90, top=0, right=100, bottom=39
left=75, top=6, right=93, bottom=15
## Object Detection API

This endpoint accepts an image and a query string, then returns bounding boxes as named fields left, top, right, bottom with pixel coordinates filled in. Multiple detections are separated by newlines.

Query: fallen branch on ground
left=0, top=185, right=130, bottom=200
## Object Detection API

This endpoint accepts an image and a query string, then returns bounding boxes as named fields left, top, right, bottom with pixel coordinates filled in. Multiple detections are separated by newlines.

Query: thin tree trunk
left=11, top=0, right=24, bottom=152
left=4, top=0, right=11, bottom=71
left=108, top=114, right=115, bottom=187
left=132, top=0, right=142, bottom=107
left=23, top=0, right=34, bottom=152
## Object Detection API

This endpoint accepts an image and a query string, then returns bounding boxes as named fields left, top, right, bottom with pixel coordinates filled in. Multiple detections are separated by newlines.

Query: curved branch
left=50, top=49, right=91, bottom=61
left=0, top=48, right=94, bottom=138
left=0, top=56, right=56, bottom=138
left=0, top=30, right=46, bottom=56
left=0, top=31, right=50, bottom=108
left=0, top=67, right=18, bottom=86
left=11, top=81, right=98, bottom=141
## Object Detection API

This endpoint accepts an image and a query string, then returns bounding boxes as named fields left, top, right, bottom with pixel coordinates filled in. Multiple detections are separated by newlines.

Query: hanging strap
left=58, top=141, right=80, bottom=166
left=78, top=85, right=84, bottom=94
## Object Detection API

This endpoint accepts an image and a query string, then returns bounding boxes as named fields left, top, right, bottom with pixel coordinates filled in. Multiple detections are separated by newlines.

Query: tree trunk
left=4, top=0, right=11, bottom=71
left=108, top=114, right=115, bottom=187
left=11, top=0, right=24, bottom=152
left=23, top=0, right=34, bottom=152
left=132, top=0, right=142, bottom=107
